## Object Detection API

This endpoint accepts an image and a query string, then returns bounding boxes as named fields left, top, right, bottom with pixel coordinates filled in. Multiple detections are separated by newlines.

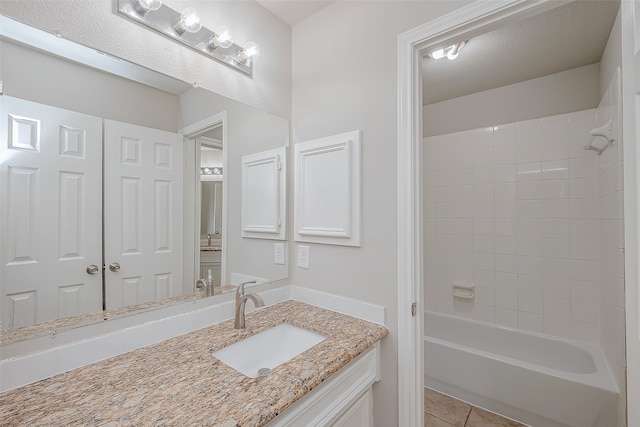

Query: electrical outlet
left=274, top=242, right=285, bottom=265
left=297, top=245, right=310, bottom=269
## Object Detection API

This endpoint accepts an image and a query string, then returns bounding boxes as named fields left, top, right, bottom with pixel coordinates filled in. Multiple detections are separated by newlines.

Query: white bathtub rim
left=423, top=311, right=619, bottom=394
left=424, top=335, right=618, bottom=394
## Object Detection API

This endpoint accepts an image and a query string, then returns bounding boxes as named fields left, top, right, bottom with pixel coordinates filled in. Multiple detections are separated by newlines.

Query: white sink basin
left=212, top=323, right=326, bottom=378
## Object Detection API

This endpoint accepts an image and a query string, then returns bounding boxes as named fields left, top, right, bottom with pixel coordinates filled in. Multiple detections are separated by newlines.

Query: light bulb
left=174, top=7, right=202, bottom=34
left=133, top=0, right=162, bottom=15
left=446, top=44, right=459, bottom=60
left=237, top=41, right=260, bottom=64
left=206, top=26, right=233, bottom=50
left=429, top=48, right=445, bottom=60
left=216, top=26, right=233, bottom=49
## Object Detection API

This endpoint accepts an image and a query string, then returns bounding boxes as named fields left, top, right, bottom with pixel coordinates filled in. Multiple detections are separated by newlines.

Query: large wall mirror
left=0, top=16, right=289, bottom=341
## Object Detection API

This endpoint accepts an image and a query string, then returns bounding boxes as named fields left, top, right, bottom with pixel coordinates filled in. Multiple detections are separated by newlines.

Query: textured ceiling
left=422, top=0, right=620, bottom=106
left=255, top=0, right=333, bottom=26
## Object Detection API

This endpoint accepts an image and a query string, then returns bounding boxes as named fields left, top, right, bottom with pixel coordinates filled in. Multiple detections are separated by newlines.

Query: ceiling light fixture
left=117, top=0, right=259, bottom=76
left=428, top=41, right=467, bottom=61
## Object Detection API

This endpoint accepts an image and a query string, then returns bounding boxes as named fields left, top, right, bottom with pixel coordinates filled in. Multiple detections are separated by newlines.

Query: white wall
left=291, top=2, right=471, bottom=425
left=600, top=9, right=622, bottom=100
left=0, top=0, right=292, bottom=119
left=423, top=64, right=600, bottom=137
left=0, top=40, right=181, bottom=132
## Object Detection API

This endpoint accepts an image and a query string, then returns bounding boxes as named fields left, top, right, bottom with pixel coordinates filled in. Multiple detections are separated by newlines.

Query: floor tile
left=425, top=412, right=457, bottom=427
left=424, top=388, right=471, bottom=427
left=466, top=407, right=526, bottom=427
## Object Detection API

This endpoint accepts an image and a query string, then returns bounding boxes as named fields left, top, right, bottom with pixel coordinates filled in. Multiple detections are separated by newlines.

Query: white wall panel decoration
left=241, top=147, right=287, bottom=240
left=294, top=130, right=361, bottom=247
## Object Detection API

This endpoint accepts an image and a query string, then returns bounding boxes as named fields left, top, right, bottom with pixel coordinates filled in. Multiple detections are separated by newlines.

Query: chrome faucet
left=207, top=233, right=212, bottom=246
left=195, top=279, right=213, bottom=296
left=234, top=280, right=264, bottom=329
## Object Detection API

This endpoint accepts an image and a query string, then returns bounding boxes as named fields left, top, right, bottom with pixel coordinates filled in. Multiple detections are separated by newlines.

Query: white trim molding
left=396, top=1, right=568, bottom=425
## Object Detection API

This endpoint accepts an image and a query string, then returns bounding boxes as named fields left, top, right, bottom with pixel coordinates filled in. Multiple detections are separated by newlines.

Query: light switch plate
left=297, top=245, right=310, bottom=269
left=274, top=242, right=285, bottom=265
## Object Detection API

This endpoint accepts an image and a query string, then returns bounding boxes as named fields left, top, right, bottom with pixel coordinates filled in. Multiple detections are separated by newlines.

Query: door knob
left=109, top=262, right=121, bottom=272
left=86, top=264, right=100, bottom=275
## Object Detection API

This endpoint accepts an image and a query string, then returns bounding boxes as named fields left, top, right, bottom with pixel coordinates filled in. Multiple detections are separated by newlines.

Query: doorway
left=397, top=1, right=639, bottom=426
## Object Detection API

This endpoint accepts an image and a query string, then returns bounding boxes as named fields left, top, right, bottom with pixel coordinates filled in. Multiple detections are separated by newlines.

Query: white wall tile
left=517, top=181, right=542, bottom=200
left=495, top=182, right=516, bottom=201
left=542, top=160, right=569, bottom=180
left=542, top=219, right=571, bottom=239
left=494, top=164, right=517, bottom=183
left=543, top=199, right=570, bottom=219
left=541, top=115, right=569, bottom=161
left=495, top=290, right=518, bottom=309
left=543, top=316, right=573, bottom=338
left=542, top=179, right=569, bottom=199
left=518, top=237, right=542, bottom=256
left=423, top=108, right=610, bottom=343
left=517, top=162, right=542, bottom=181
left=516, top=119, right=542, bottom=163
left=570, top=177, right=598, bottom=198
left=543, top=238, right=571, bottom=259
left=496, top=308, right=519, bottom=328
left=543, top=257, right=571, bottom=279
left=518, top=255, right=543, bottom=276
left=495, top=236, right=517, bottom=255
left=517, top=219, right=542, bottom=237
left=544, top=297, right=571, bottom=318
left=494, top=272, right=518, bottom=291
left=543, top=277, right=571, bottom=299
left=518, top=312, right=543, bottom=332
left=494, top=219, right=516, bottom=236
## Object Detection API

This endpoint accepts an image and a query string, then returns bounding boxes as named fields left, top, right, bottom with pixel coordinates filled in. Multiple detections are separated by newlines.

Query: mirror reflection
left=0, top=18, right=289, bottom=339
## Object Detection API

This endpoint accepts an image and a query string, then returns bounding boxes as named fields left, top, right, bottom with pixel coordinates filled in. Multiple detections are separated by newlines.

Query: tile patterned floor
left=424, top=388, right=527, bottom=427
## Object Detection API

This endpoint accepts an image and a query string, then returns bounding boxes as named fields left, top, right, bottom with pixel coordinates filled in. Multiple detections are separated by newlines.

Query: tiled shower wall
left=423, top=108, right=606, bottom=342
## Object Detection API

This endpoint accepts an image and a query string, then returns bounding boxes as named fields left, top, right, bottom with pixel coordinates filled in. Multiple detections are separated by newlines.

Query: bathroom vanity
left=0, top=301, right=387, bottom=426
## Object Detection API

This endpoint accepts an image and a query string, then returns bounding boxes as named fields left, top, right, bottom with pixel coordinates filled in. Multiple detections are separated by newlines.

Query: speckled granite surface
left=0, top=300, right=387, bottom=426
left=1, top=285, right=235, bottom=345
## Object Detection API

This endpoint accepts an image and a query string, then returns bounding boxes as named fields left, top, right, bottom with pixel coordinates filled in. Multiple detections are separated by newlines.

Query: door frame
left=179, top=111, right=227, bottom=292
left=396, top=1, right=574, bottom=424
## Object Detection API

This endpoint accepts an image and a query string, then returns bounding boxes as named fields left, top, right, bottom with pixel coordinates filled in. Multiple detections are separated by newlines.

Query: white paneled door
left=1, top=96, right=103, bottom=328
left=103, top=120, right=183, bottom=309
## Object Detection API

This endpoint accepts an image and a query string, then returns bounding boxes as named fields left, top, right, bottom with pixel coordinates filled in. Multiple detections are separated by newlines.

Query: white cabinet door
left=1, top=96, right=103, bottom=328
left=332, top=389, right=373, bottom=427
left=103, top=120, right=183, bottom=308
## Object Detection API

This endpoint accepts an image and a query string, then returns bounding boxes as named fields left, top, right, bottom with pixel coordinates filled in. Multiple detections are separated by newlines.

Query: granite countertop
left=0, top=300, right=388, bottom=426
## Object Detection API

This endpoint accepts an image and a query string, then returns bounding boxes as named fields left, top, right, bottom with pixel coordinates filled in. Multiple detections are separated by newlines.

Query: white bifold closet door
left=103, top=120, right=183, bottom=309
left=0, top=95, right=103, bottom=328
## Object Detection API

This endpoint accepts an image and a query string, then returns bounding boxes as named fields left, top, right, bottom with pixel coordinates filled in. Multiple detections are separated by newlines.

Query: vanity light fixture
left=117, top=0, right=258, bottom=75
left=428, top=41, right=467, bottom=61
left=201, top=167, right=223, bottom=175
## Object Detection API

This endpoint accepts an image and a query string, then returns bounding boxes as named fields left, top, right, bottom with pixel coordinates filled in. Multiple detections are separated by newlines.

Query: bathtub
left=424, top=311, right=619, bottom=427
